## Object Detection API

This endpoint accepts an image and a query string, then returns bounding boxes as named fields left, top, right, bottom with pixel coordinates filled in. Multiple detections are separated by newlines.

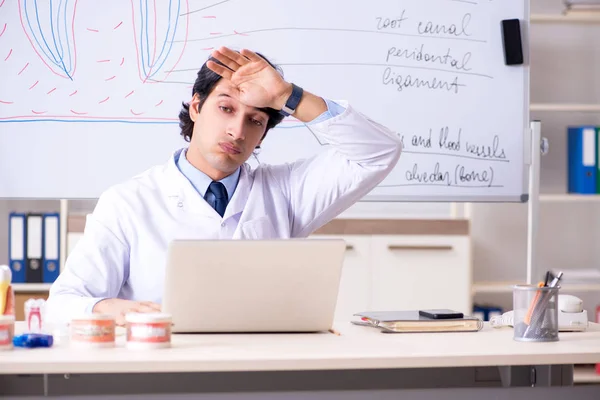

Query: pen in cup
left=548, top=271, right=563, bottom=288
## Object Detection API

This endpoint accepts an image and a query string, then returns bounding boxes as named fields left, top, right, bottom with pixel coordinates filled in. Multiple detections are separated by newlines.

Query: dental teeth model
left=25, top=298, right=46, bottom=333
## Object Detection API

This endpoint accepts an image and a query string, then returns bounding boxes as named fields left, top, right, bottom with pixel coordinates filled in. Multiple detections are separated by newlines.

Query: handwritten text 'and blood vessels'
left=398, top=127, right=508, bottom=161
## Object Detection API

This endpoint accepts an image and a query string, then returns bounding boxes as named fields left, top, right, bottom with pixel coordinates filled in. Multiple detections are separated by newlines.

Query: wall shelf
left=12, top=283, right=52, bottom=293
left=531, top=13, right=600, bottom=24
left=540, top=194, right=600, bottom=203
left=530, top=103, right=600, bottom=112
left=472, top=281, right=600, bottom=295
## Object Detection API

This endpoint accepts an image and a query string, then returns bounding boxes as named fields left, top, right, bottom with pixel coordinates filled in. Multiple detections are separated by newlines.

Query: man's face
left=187, top=82, right=269, bottom=180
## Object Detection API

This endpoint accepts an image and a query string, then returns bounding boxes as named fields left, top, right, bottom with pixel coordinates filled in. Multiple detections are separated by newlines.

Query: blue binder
left=42, top=213, right=61, bottom=283
left=8, top=212, right=26, bottom=283
left=568, top=126, right=597, bottom=194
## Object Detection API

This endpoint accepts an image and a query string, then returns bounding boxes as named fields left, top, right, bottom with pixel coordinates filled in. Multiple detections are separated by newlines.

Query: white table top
left=2, top=322, right=600, bottom=375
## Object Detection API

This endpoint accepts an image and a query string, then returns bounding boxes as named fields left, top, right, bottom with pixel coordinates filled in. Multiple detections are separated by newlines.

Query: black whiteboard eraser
left=501, top=19, right=524, bottom=66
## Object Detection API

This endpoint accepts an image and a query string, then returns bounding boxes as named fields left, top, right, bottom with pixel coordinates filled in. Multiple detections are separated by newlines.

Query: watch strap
left=279, top=83, right=303, bottom=117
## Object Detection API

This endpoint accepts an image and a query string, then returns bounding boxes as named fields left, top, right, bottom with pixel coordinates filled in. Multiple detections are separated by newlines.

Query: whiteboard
left=0, top=0, right=530, bottom=201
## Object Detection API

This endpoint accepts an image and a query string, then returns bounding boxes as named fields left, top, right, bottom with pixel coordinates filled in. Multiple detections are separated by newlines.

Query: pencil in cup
left=525, top=290, right=553, bottom=332
left=524, top=281, right=544, bottom=325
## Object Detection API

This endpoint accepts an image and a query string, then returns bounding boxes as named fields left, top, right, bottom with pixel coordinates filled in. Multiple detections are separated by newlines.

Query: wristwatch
left=279, top=83, right=304, bottom=117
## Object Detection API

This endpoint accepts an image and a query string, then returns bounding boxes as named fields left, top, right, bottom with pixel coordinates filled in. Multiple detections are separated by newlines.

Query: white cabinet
left=370, top=235, right=472, bottom=314
left=334, top=235, right=372, bottom=322
left=310, top=233, right=472, bottom=321
left=310, top=235, right=372, bottom=322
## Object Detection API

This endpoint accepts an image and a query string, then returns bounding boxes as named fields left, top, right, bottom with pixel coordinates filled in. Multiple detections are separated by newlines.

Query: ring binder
left=8, top=213, right=26, bottom=283
left=25, top=213, right=43, bottom=283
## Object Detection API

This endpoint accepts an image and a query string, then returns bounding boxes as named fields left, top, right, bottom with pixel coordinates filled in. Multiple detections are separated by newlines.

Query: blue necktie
left=208, top=181, right=228, bottom=217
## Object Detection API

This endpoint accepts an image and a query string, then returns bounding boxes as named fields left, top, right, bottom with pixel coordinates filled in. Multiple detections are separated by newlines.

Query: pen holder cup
left=513, top=284, right=559, bottom=342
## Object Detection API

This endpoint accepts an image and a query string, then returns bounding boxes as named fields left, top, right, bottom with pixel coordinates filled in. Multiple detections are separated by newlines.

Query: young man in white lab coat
left=46, top=47, right=402, bottom=325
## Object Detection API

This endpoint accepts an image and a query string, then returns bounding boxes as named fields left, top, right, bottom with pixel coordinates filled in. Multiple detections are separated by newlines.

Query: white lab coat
left=46, top=102, right=402, bottom=324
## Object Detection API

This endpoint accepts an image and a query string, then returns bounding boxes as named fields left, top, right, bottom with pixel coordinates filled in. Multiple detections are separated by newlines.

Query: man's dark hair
left=178, top=52, right=285, bottom=143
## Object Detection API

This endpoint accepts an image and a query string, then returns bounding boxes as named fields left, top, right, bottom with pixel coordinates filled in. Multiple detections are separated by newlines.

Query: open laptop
left=162, top=239, right=346, bottom=333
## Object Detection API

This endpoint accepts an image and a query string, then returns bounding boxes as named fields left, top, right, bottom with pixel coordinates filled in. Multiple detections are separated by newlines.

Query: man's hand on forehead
left=207, top=46, right=292, bottom=111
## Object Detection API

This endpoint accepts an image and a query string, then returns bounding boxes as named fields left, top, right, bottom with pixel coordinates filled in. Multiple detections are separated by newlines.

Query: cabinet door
left=371, top=235, right=471, bottom=314
left=309, top=235, right=371, bottom=322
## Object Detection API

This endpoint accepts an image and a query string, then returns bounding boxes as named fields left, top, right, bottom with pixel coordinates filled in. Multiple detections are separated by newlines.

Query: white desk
left=2, top=321, right=600, bottom=399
